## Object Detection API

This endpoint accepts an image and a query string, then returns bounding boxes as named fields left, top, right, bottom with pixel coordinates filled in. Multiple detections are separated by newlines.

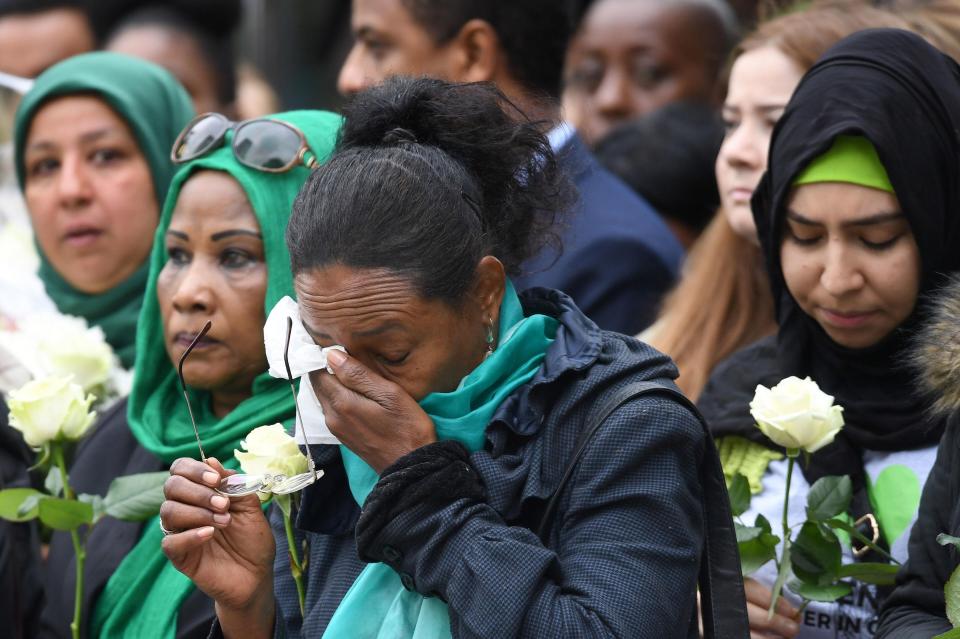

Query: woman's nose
left=719, top=124, right=762, bottom=171
left=820, top=243, right=866, bottom=297
left=171, top=261, right=215, bottom=314
left=56, top=154, right=94, bottom=208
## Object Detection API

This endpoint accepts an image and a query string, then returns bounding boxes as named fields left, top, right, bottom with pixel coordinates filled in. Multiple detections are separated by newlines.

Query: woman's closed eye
left=861, top=233, right=904, bottom=250
left=378, top=351, right=410, bottom=366
left=785, top=224, right=822, bottom=246
left=721, top=117, right=740, bottom=134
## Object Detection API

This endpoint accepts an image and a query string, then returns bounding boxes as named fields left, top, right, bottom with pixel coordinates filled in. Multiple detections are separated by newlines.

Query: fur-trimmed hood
left=914, top=276, right=960, bottom=413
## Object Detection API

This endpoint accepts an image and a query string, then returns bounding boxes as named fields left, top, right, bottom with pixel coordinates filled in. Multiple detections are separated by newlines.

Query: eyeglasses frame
left=170, top=112, right=319, bottom=173
left=177, top=317, right=323, bottom=498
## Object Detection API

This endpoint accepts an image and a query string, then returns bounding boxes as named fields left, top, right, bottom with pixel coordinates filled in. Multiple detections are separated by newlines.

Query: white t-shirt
left=743, top=447, right=937, bottom=639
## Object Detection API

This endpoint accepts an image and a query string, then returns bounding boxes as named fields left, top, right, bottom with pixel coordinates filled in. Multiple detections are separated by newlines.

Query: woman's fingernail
left=197, top=526, right=215, bottom=539
left=210, top=495, right=229, bottom=510
left=202, top=471, right=219, bottom=486
left=213, top=512, right=230, bottom=525
left=785, top=620, right=800, bottom=634
left=326, top=349, right=346, bottom=367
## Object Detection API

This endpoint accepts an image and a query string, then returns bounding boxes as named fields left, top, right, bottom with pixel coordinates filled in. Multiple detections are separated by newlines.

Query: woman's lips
left=63, top=228, right=103, bottom=248
left=819, top=308, right=877, bottom=329
left=174, top=331, right=221, bottom=350
left=728, top=187, right=754, bottom=204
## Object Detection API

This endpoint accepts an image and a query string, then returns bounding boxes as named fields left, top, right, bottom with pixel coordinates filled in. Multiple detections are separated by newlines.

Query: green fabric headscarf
left=13, top=52, right=195, bottom=368
left=325, top=281, right=557, bottom=639
left=793, top=135, right=895, bottom=193
left=90, top=110, right=342, bottom=639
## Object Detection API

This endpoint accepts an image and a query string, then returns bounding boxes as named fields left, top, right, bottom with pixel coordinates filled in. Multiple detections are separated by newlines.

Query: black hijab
left=721, top=29, right=960, bottom=546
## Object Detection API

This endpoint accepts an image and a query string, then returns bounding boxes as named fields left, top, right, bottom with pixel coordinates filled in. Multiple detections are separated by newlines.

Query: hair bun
left=382, top=127, right=418, bottom=145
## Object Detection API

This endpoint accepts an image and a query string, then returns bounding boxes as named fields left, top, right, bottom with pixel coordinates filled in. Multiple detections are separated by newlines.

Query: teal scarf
left=324, top=281, right=557, bottom=638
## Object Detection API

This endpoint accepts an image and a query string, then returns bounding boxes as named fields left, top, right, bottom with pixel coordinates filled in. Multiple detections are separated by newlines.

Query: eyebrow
left=26, top=128, right=119, bottom=153
left=722, top=103, right=787, bottom=114
left=165, top=229, right=263, bottom=242
left=786, top=209, right=905, bottom=227
left=210, top=229, right=262, bottom=241
left=306, top=320, right=406, bottom=341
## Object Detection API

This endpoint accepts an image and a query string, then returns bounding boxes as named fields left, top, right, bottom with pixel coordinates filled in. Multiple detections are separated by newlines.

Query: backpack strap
left=535, top=380, right=749, bottom=638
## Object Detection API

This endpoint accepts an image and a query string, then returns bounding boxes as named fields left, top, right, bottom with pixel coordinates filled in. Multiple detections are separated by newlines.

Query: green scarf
left=13, top=52, right=195, bottom=368
left=792, top=135, right=895, bottom=194
left=90, top=110, right=342, bottom=639
left=324, top=281, right=557, bottom=639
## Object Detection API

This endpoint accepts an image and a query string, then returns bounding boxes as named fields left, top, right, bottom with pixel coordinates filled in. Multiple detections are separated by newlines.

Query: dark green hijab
left=13, top=52, right=195, bottom=368
left=91, top=110, right=343, bottom=639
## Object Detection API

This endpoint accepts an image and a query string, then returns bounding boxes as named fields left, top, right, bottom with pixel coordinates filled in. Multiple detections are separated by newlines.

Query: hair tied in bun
left=382, top=127, right=418, bottom=145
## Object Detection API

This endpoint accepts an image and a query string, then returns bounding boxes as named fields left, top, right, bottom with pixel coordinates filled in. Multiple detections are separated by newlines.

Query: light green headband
left=793, top=135, right=895, bottom=193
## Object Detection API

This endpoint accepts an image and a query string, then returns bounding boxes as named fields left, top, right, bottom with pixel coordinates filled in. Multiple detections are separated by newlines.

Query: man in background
left=563, top=0, right=737, bottom=146
left=0, top=0, right=94, bottom=79
left=337, top=0, right=684, bottom=334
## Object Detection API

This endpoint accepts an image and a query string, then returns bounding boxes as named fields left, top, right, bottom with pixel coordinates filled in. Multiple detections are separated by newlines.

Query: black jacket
left=212, top=288, right=747, bottom=638
left=39, top=398, right=215, bottom=639
left=877, top=278, right=960, bottom=638
left=0, top=397, right=44, bottom=639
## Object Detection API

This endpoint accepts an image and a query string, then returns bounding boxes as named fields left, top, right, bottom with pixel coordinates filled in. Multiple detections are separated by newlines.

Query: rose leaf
left=0, top=488, right=44, bottom=522
left=728, top=473, right=751, bottom=517
left=787, top=578, right=851, bottom=602
left=806, top=475, right=852, bottom=522
left=836, top=562, right=900, bottom=585
left=946, top=563, right=960, bottom=628
left=103, top=471, right=169, bottom=521
left=791, top=521, right=841, bottom=585
left=38, top=498, right=93, bottom=530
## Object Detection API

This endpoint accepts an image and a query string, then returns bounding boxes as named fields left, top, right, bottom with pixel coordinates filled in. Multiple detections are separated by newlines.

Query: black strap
left=536, top=380, right=749, bottom=638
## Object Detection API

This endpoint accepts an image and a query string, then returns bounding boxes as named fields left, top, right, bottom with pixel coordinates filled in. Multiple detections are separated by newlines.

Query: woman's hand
left=160, top=457, right=276, bottom=637
left=314, top=350, right=436, bottom=473
left=744, top=578, right=801, bottom=639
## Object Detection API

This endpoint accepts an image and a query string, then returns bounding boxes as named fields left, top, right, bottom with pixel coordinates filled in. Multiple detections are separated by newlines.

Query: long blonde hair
left=648, top=3, right=910, bottom=401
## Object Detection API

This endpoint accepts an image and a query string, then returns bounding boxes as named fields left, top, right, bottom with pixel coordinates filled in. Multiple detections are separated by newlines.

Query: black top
left=39, top=398, right=215, bottom=639
left=0, top=396, right=44, bottom=639
left=211, top=287, right=747, bottom=638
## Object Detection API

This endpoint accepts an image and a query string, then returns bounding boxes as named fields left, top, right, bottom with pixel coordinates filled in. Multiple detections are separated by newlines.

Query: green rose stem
left=277, top=494, right=306, bottom=616
left=769, top=448, right=798, bottom=621
left=53, top=442, right=84, bottom=639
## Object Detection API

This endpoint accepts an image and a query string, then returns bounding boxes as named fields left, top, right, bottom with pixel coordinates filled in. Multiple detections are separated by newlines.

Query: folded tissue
left=264, top=295, right=345, bottom=445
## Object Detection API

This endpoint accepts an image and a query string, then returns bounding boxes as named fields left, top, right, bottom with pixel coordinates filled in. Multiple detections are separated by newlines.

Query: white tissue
left=264, top=296, right=345, bottom=445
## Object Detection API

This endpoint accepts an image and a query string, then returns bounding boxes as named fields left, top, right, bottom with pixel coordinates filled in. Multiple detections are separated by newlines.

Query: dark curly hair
left=287, top=76, right=574, bottom=304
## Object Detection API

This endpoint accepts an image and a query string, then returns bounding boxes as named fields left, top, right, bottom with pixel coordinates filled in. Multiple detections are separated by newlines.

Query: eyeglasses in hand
left=178, top=318, right=324, bottom=498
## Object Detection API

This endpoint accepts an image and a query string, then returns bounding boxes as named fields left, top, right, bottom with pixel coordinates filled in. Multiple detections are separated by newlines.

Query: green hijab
left=91, top=110, right=342, bottom=639
left=13, top=52, right=195, bottom=368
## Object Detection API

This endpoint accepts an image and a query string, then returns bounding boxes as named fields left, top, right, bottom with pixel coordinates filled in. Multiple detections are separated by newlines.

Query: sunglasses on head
left=179, top=318, right=323, bottom=498
left=171, top=112, right=319, bottom=173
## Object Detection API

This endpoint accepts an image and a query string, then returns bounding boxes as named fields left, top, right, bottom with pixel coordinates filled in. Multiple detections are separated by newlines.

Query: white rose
left=31, top=315, right=116, bottom=392
left=235, top=423, right=309, bottom=479
left=749, top=376, right=845, bottom=454
left=7, top=375, right=97, bottom=447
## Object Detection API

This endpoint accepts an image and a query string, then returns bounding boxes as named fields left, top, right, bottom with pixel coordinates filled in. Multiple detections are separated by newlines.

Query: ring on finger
left=159, top=518, right=180, bottom=536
